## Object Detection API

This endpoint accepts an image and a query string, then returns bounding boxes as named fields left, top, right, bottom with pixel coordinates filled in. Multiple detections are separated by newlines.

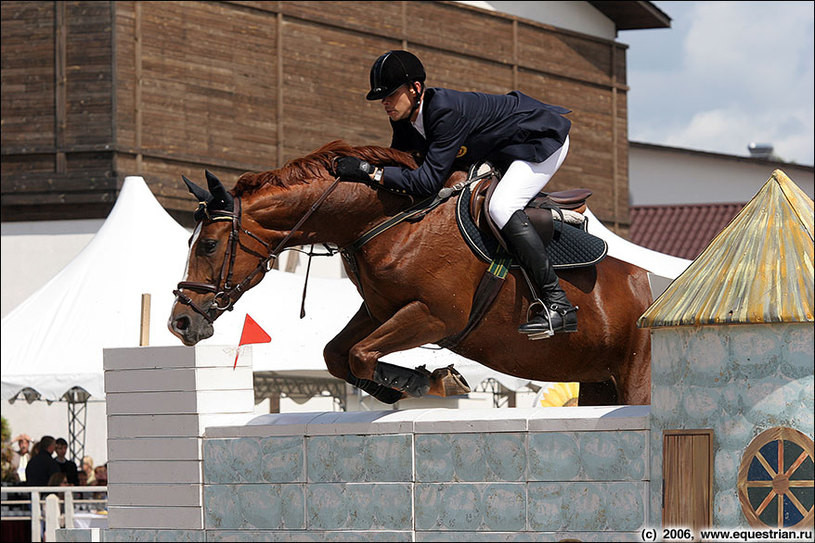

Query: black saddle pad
left=455, top=185, right=608, bottom=269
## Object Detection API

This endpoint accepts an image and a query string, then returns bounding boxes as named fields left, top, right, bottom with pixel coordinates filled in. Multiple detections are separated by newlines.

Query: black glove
left=335, top=156, right=375, bottom=183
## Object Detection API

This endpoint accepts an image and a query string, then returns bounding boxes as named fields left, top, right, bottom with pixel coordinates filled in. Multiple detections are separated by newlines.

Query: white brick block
left=105, top=368, right=198, bottom=393
left=107, top=506, right=203, bottom=530
left=108, top=460, right=201, bottom=485
left=105, top=389, right=253, bottom=415
left=194, top=344, right=249, bottom=368
left=108, top=484, right=202, bottom=507
left=107, top=437, right=201, bottom=461
left=195, top=366, right=253, bottom=391
left=105, top=367, right=252, bottom=394
left=103, top=344, right=251, bottom=371
left=103, top=346, right=194, bottom=371
left=196, top=389, right=254, bottom=414
left=107, top=414, right=203, bottom=438
left=106, top=391, right=197, bottom=415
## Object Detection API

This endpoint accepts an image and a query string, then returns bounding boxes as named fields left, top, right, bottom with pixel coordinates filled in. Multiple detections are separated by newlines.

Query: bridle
left=172, top=176, right=343, bottom=324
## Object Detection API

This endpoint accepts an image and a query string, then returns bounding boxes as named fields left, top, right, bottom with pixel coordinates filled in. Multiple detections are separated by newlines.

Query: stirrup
left=520, top=300, right=578, bottom=340
left=519, top=300, right=554, bottom=340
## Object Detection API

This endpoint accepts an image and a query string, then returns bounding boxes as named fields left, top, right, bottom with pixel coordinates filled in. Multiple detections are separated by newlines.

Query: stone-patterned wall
left=649, top=322, right=815, bottom=528
left=199, top=407, right=650, bottom=541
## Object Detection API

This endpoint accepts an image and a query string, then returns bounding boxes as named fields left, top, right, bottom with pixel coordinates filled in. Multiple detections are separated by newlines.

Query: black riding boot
left=501, top=209, right=578, bottom=339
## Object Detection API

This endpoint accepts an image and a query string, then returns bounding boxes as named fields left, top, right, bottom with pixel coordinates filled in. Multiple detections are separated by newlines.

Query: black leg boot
left=372, top=361, right=431, bottom=397
left=346, top=372, right=404, bottom=404
left=500, top=210, right=578, bottom=339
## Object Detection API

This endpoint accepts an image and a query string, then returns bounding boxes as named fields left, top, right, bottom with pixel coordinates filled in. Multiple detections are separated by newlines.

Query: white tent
left=1, top=177, right=190, bottom=401
left=1, top=176, right=543, bottom=403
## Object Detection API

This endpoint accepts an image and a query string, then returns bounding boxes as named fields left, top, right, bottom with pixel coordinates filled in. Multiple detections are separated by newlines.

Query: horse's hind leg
left=577, top=379, right=619, bottom=406
left=615, top=328, right=652, bottom=405
left=347, top=300, right=465, bottom=399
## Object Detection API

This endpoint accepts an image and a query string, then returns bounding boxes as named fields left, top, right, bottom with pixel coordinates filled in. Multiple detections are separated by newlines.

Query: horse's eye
left=200, top=239, right=218, bottom=255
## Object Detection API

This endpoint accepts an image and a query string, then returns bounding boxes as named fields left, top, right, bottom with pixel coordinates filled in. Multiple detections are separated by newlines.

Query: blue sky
left=620, top=1, right=814, bottom=165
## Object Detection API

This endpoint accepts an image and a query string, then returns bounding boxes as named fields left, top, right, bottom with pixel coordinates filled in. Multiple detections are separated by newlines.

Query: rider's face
left=381, top=83, right=419, bottom=122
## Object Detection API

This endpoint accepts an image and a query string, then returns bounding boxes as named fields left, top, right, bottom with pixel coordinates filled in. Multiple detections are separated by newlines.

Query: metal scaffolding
left=64, top=387, right=90, bottom=465
left=254, top=372, right=347, bottom=411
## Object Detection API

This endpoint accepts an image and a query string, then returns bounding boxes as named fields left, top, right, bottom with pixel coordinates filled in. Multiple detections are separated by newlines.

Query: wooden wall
left=1, top=1, right=630, bottom=232
left=1, top=1, right=116, bottom=220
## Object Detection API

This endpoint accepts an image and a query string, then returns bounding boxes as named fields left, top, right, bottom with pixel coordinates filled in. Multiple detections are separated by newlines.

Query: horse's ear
left=182, top=174, right=212, bottom=204
left=205, top=170, right=234, bottom=213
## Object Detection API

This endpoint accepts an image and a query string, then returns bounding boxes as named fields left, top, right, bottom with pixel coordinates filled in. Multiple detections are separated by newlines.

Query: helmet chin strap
left=409, top=81, right=424, bottom=120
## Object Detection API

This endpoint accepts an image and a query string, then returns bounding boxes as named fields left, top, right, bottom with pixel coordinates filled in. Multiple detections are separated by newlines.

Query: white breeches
left=488, top=135, right=570, bottom=229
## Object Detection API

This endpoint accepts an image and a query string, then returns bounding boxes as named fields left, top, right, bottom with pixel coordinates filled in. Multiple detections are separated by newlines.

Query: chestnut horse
left=168, top=140, right=652, bottom=405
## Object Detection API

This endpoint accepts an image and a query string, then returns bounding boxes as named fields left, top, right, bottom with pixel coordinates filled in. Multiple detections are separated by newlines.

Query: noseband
left=173, top=176, right=343, bottom=324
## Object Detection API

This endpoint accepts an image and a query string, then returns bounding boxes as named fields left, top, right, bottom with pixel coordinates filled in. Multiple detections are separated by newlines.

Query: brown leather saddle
left=440, top=163, right=606, bottom=349
left=467, top=163, right=593, bottom=249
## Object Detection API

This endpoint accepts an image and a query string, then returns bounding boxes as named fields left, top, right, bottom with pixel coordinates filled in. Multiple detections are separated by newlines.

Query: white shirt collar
left=411, top=99, right=425, bottom=139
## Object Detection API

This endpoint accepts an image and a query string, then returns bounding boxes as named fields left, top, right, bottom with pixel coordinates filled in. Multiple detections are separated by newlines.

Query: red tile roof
left=629, top=203, right=746, bottom=260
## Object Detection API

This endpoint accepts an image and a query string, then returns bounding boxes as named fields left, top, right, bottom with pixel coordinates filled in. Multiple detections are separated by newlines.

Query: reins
left=173, top=163, right=494, bottom=325
left=339, top=166, right=498, bottom=317
left=173, top=176, right=343, bottom=323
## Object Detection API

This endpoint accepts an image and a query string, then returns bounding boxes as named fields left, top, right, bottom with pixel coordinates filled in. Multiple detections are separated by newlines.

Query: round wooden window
left=737, top=427, right=814, bottom=528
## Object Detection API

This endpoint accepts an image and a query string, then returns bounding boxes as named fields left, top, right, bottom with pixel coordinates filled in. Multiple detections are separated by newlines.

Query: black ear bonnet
left=182, top=170, right=234, bottom=222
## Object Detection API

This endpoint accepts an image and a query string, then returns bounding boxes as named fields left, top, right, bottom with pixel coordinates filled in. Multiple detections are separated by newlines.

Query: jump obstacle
left=57, top=171, right=813, bottom=541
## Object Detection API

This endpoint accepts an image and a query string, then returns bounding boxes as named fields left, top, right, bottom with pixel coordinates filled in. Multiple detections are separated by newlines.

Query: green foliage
left=0, top=416, right=9, bottom=444
left=1, top=416, right=16, bottom=484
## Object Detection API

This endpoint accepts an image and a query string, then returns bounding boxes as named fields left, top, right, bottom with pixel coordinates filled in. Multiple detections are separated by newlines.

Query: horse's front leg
left=348, top=300, right=467, bottom=399
left=324, top=303, right=378, bottom=380
left=324, top=303, right=408, bottom=404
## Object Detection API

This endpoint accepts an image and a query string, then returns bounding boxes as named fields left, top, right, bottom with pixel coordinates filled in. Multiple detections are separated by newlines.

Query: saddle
left=458, top=163, right=607, bottom=269
left=438, top=163, right=609, bottom=349
left=468, top=163, right=591, bottom=248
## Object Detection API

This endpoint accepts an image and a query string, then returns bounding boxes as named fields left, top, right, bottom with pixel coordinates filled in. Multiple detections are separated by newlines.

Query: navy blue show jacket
left=382, top=87, right=571, bottom=197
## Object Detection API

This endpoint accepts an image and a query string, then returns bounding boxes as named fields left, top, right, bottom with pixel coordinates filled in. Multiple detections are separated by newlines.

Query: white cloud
left=664, top=104, right=814, bottom=163
left=626, top=1, right=814, bottom=164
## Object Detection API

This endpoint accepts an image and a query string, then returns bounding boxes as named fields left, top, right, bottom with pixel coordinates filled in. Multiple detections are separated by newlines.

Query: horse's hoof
left=430, top=365, right=471, bottom=396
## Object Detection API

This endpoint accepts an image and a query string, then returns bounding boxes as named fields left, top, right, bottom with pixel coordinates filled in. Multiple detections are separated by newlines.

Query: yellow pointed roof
left=638, top=169, right=814, bottom=328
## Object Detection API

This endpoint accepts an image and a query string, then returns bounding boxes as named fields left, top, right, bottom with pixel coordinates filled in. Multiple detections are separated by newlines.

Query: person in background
left=53, top=438, right=79, bottom=485
left=25, top=435, right=60, bottom=486
left=47, top=472, right=68, bottom=487
left=45, top=472, right=71, bottom=530
left=74, top=470, right=90, bottom=511
left=81, top=455, right=95, bottom=485
left=91, top=464, right=108, bottom=512
left=93, top=464, right=107, bottom=487
left=9, top=434, right=31, bottom=484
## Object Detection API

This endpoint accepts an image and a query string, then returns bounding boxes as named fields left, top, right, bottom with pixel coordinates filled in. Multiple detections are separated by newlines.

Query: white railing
left=1, top=485, right=107, bottom=542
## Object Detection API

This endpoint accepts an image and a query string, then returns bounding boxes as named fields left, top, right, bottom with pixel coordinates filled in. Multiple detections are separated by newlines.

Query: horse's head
left=168, top=140, right=419, bottom=345
left=168, top=170, right=273, bottom=345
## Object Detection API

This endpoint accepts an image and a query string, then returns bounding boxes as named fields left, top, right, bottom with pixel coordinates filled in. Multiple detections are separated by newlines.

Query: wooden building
left=1, top=1, right=669, bottom=232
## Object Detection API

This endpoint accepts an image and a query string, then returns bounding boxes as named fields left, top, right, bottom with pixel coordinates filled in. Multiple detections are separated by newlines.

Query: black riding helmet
left=366, top=50, right=426, bottom=101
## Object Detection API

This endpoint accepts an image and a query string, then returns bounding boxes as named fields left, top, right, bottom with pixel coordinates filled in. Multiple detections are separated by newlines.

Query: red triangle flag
left=234, top=314, right=271, bottom=369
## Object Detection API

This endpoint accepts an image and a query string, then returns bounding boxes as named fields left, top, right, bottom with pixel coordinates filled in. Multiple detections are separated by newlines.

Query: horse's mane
left=232, top=140, right=418, bottom=196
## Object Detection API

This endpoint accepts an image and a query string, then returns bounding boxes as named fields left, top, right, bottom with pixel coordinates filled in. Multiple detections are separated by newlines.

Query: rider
left=335, top=50, right=577, bottom=338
